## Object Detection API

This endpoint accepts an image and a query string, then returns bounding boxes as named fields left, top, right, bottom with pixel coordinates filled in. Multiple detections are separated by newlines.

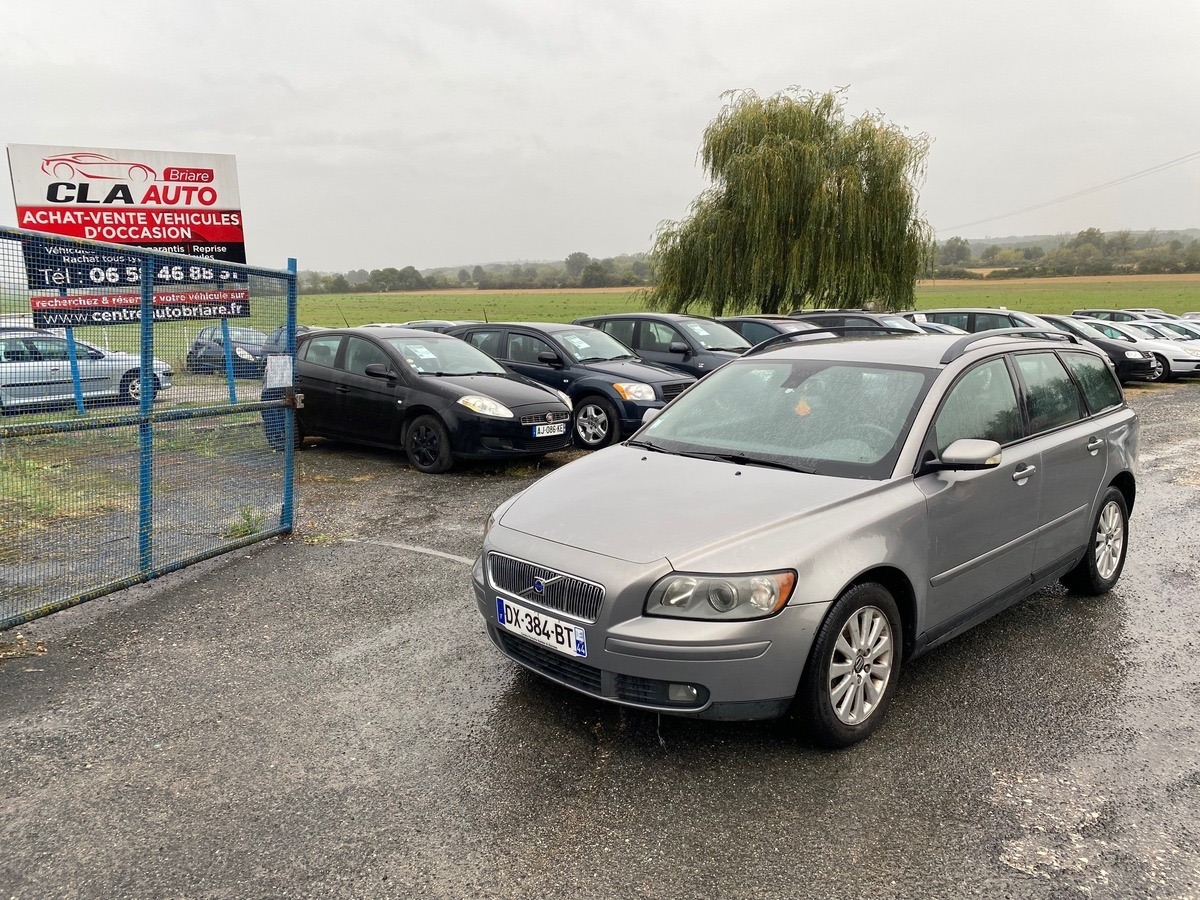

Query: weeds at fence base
left=223, top=505, right=266, bottom=539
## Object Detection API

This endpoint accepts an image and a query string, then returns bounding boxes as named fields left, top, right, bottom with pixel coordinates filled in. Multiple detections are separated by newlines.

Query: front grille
left=660, top=382, right=689, bottom=401
left=497, top=630, right=602, bottom=694
left=520, top=411, right=571, bottom=425
left=488, top=553, right=605, bottom=622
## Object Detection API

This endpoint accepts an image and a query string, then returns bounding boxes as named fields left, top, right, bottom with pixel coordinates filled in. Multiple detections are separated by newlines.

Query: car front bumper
left=451, top=410, right=573, bottom=459
left=471, top=530, right=829, bottom=721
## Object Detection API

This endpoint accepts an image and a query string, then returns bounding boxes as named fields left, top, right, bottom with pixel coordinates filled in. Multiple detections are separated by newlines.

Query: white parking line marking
left=343, top=538, right=473, bottom=566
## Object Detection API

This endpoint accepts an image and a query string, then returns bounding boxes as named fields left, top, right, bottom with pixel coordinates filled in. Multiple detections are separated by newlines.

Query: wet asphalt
left=1, top=383, right=1198, bottom=899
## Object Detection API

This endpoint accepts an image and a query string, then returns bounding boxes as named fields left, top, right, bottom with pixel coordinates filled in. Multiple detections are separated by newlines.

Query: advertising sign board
left=6, top=143, right=247, bottom=271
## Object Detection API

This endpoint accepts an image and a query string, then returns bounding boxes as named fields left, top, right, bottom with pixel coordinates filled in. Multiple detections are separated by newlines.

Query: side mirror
left=668, top=341, right=690, bottom=355
left=89, top=349, right=105, bottom=359
left=537, top=351, right=563, bottom=368
left=938, top=439, right=1002, bottom=470
left=641, top=408, right=661, bottom=425
left=364, top=363, right=395, bottom=380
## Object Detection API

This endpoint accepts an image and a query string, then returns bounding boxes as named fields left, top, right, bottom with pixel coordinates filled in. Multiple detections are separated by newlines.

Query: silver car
left=472, top=330, right=1139, bottom=747
left=0, top=330, right=172, bottom=411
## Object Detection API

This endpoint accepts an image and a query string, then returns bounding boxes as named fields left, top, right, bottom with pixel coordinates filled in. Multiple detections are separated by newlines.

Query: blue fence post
left=220, top=317, right=238, bottom=404
left=281, top=258, right=298, bottom=531
left=138, top=259, right=155, bottom=574
left=63, top=326, right=86, bottom=415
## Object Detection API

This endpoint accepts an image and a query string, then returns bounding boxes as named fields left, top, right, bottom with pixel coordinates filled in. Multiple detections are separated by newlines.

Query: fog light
left=668, top=683, right=699, bottom=703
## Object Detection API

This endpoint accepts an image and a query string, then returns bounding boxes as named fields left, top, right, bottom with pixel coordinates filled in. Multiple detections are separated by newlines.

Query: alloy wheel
left=828, top=605, right=894, bottom=725
left=1094, top=500, right=1125, bottom=581
left=575, top=404, right=610, bottom=445
left=410, top=424, right=440, bottom=468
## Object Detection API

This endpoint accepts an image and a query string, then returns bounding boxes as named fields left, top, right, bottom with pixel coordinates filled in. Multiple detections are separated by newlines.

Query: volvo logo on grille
left=521, top=572, right=563, bottom=598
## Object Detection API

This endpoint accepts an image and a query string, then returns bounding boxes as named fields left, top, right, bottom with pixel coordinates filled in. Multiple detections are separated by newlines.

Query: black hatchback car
left=572, top=313, right=749, bottom=378
left=186, top=324, right=269, bottom=377
left=718, top=315, right=819, bottom=346
left=1036, top=314, right=1157, bottom=383
left=283, top=327, right=572, bottom=473
left=447, top=322, right=696, bottom=449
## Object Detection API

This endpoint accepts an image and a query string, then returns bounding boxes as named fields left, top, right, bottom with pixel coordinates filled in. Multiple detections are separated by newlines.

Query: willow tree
left=648, top=88, right=934, bottom=314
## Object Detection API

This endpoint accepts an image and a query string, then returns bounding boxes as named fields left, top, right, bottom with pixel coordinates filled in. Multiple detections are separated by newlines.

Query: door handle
left=336, top=385, right=351, bottom=393
left=1086, top=437, right=1104, bottom=453
left=1012, top=464, right=1036, bottom=482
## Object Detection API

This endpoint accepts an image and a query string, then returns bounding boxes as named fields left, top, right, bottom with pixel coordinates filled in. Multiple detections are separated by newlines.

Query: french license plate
left=533, top=422, right=566, bottom=437
left=496, top=597, right=587, bottom=658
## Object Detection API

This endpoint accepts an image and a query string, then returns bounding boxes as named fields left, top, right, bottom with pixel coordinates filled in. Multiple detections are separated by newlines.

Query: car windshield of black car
left=383, top=336, right=507, bottom=376
left=553, top=328, right=637, bottom=362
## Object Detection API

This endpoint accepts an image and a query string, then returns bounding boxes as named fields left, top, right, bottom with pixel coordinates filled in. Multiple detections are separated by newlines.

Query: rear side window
left=466, top=329, right=503, bottom=358
left=1061, top=351, right=1122, bottom=413
left=301, top=335, right=341, bottom=368
left=596, top=318, right=635, bottom=346
left=928, top=312, right=969, bottom=330
left=933, top=359, right=1022, bottom=453
left=1014, top=352, right=1085, bottom=433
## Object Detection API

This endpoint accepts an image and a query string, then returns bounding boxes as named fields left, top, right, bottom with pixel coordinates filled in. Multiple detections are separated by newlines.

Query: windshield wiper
left=675, top=450, right=815, bottom=473
left=625, top=439, right=668, bottom=453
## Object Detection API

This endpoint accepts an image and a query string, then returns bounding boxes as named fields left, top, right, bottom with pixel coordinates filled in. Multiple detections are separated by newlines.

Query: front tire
left=796, top=583, right=902, bottom=748
left=573, top=396, right=619, bottom=449
left=1060, top=487, right=1128, bottom=595
left=405, top=414, right=454, bottom=474
left=1146, top=354, right=1169, bottom=383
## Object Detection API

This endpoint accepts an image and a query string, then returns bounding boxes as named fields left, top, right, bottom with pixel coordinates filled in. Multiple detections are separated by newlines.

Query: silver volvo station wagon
left=471, top=330, right=1139, bottom=747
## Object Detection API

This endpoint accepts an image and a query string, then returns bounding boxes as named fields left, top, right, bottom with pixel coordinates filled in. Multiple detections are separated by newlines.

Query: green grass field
left=297, top=275, right=1200, bottom=326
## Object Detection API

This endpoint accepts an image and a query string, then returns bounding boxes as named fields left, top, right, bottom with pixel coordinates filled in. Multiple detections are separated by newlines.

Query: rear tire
left=796, top=583, right=902, bottom=748
left=406, top=414, right=454, bottom=474
left=1060, top=487, right=1128, bottom=595
left=121, top=370, right=157, bottom=404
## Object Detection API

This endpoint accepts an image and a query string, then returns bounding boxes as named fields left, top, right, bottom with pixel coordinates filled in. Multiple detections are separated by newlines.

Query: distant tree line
left=935, top=228, right=1200, bottom=279
left=297, top=252, right=653, bottom=295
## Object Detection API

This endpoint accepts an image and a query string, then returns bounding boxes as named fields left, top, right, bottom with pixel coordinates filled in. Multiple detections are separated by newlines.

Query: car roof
left=743, top=330, right=1097, bottom=368
left=299, top=326, right=458, bottom=339
left=577, top=312, right=717, bottom=322
left=719, top=314, right=804, bottom=322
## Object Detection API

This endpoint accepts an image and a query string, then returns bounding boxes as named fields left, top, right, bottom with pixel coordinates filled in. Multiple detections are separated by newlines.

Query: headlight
left=645, top=570, right=796, bottom=620
left=613, top=381, right=655, bottom=401
left=554, top=389, right=573, bottom=409
left=1123, top=350, right=1145, bottom=359
left=1183, top=346, right=1200, bottom=357
left=457, top=395, right=514, bottom=418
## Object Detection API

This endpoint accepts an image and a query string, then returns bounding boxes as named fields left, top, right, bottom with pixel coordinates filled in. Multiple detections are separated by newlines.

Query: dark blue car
left=447, top=322, right=696, bottom=448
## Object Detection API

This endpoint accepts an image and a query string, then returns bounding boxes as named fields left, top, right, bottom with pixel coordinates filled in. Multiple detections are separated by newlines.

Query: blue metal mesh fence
left=0, top=226, right=296, bottom=629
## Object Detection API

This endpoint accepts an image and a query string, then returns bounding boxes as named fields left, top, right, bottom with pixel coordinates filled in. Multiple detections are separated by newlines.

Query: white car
left=1079, top=319, right=1200, bottom=382
left=0, top=329, right=172, bottom=411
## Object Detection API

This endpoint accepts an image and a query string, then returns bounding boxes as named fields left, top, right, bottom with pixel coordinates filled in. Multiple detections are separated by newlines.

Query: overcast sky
left=4, top=0, right=1199, bottom=272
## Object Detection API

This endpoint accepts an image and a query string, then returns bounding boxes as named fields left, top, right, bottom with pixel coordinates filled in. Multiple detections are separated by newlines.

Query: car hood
left=426, top=373, right=566, bottom=408
left=497, top=444, right=883, bottom=564
left=576, top=358, right=691, bottom=383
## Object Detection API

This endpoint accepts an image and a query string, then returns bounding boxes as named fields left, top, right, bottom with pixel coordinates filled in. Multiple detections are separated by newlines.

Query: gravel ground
left=1, top=381, right=1197, bottom=899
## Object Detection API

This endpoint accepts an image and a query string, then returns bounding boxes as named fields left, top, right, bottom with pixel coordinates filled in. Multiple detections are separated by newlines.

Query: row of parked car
left=261, top=304, right=1200, bottom=477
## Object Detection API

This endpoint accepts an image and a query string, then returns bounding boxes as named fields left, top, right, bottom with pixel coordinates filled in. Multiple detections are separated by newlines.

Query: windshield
left=229, top=327, right=268, bottom=343
left=876, top=315, right=925, bottom=333
left=678, top=319, right=751, bottom=351
left=383, top=335, right=507, bottom=375
left=632, top=358, right=932, bottom=479
left=552, top=328, right=637, bottom=362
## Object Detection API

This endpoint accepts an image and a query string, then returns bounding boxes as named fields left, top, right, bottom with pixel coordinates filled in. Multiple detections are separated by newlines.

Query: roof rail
left=938, top=328, right=1082, bottom=365
left=744, top=325, right=919, bottom=357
